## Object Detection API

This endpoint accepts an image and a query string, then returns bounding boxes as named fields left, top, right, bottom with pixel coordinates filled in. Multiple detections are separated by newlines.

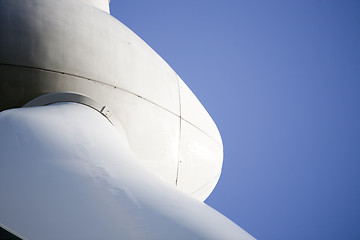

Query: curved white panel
left=177, top=120, right=223, bottom=201
left=0, top=104, right=254, bottom=240
left=0, top=0, right=180, bottom=115
left=0, top=0, right=223, bottom=201
left=81, top=0, right=110, bottom=13
left=105, top=90, right=180, bottom=185
left=0, top=0, right=254, bottom=237
left=178, top=76, right=222, bottom=146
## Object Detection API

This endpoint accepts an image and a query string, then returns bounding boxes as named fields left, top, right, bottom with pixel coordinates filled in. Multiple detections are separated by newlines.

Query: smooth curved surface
left=81, top=0, right=110, bottom=13
left=23, top=92, right=122, bottom=129
left=0, top=0, right=223, bottom=200
left=0, top=103, right=254, bottom=240
left=0, top=0, right=180, bottom=115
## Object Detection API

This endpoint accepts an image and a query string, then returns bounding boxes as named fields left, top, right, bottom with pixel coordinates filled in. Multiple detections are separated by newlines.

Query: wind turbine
left=0, top=0, right=254, bottom=239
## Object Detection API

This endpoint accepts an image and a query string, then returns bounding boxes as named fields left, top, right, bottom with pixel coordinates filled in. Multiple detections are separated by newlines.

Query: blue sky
left=110, top=1, right=360, bottom=239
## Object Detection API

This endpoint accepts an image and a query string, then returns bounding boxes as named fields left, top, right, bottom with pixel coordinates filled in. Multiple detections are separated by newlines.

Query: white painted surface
left=177, top=120, right=223, bottom=200
left=0, top=0, right=180, bottom=115
left=0, top=0, right=224, bottom=201
left=0, top=104, right=254, bottom=240
left=106, top=91, right=180, bottom=185
left=80, top=0, right=110, bottom=13
left=178, top=76, right=223, bottom=146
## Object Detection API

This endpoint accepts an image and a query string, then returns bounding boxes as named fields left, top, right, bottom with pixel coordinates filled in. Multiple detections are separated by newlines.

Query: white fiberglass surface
left=0, top=0, right=224, bottom=200
left=80, top=0, right=110, bottom=13
left=178, top=76, right=222, bottom=147
left=177, top=119, right=223, bottom=201
left=0, top=103, right=254, bottom=240
left=0, top=0, right=180, bottom=115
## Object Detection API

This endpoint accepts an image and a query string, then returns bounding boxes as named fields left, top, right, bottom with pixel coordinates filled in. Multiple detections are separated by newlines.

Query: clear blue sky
left=110, top=1, right=360, bottom=239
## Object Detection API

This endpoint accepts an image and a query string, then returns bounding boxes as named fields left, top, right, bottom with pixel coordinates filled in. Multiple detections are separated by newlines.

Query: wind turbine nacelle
left=0, top=0, right=223, bottom=201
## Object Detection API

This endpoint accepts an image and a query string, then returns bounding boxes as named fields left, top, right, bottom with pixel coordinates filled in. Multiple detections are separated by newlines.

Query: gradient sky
left=110, top=1, right=360, bottom=239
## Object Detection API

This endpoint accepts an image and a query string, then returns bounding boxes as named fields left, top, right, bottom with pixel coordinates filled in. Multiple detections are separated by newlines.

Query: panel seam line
left=175, top=75, right=182, bottom=186
left=0, top=63, right=222, bottom=147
